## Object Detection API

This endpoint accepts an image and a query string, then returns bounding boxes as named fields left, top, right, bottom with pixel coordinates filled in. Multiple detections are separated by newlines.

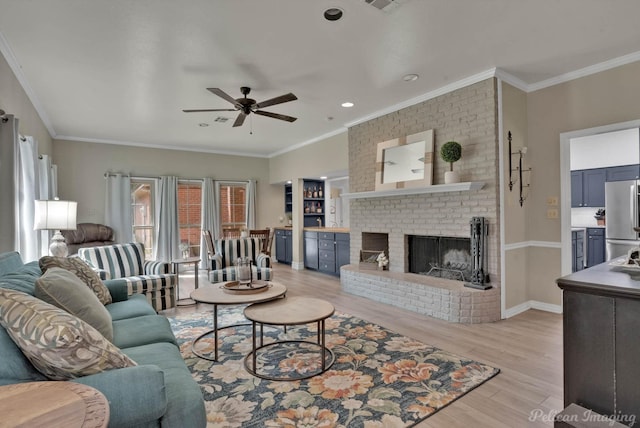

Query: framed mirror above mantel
left=375, top=129, right=434, bottom=191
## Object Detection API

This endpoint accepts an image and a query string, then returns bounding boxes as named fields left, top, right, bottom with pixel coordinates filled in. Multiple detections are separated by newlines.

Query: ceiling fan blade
left=253, top=93, right=297, bottom=109
left=233, top=112, right=247, bottom=127
left=182, top=108, right=237, bottom=113
left=254, top=110, right=297, bottom=123
left=207, top=88, right=242, bottom=108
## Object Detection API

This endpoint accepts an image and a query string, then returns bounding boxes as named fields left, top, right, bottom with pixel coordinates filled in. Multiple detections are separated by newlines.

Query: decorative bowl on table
left=221, top=280, right=270, bottom=294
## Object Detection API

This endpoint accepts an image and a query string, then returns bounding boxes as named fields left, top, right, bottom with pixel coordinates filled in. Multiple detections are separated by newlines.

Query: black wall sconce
left=508, top=131, right=531, bottom=206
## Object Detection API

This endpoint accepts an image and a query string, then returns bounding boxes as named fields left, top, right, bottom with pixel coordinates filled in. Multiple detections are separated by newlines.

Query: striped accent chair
left=78, top=242, right=176, bottom=311
left=209, top=237, right=272, bottom=283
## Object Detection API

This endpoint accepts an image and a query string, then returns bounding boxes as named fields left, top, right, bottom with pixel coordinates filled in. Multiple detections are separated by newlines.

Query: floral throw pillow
left=39, top=256, right=112, bottom=305
left=0, top=288, right=136, bottom=380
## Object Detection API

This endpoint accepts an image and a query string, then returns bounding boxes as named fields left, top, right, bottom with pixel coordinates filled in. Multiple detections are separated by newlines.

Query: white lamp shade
left=34, top=200, right=78, bottom=231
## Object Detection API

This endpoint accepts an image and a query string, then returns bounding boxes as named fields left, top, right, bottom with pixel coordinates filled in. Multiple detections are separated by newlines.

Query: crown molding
left=55, top=135, right=270, bottom=158
left=528, top=50, right=640, bottom=92
left=267, top=127, right=347, bottom=158
left=0, top=31, right=56, bottom=138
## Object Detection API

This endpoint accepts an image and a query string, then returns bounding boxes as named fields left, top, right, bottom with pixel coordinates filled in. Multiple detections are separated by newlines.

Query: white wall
left=570, top=128, right=639, bottom=170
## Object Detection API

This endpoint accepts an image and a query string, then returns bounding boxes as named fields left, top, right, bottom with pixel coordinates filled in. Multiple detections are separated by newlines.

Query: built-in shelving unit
left=284, top=183, right=292, bottom=214
left=341, top=181, right=485, bottom=200
left=303, top=179, right=325, bottom=227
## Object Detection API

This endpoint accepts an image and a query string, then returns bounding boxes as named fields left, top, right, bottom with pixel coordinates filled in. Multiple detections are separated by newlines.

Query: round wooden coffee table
left=190, top=281, right=287, bottom=361
left=243, top=296, right=335, bottom=381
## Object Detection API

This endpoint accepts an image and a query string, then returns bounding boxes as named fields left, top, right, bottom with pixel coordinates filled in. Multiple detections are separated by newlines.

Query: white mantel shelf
left=341, top=182, right=485, bottom=200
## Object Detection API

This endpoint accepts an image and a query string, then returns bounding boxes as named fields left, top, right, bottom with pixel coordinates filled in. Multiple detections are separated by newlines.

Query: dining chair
left=202, top=230, right=216, bottom=273
left=249, top=228, right=271, bottom=255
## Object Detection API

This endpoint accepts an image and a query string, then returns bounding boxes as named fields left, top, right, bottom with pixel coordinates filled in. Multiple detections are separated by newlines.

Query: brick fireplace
left=340, top=78, right=501, bottom=323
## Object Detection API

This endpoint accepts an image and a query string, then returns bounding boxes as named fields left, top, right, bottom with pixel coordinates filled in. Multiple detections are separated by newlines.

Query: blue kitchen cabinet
left=605, top=164, right=640, bottom=182
left=275, top=228, right=292, bottom=264
left=572, top=229, right=585, bottom=272
left=571, top=168, right=606, bottom=208
left=586, top=228, right=605, bottom=268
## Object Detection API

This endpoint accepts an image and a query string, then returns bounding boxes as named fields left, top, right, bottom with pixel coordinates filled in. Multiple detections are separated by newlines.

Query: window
left=219, top=182, right=246, bottom=235
left=178, top=181, right=202, bottom=257
left=131, top=180, right=154, bottom=259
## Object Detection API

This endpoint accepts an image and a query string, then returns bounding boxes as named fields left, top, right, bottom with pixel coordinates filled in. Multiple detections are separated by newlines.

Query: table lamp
left=34, top=199, right=78, bottom=257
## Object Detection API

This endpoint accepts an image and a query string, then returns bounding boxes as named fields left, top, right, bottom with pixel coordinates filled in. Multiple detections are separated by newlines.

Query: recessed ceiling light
left=341, top=102, right=354, bottom=108
left=198, top=123, right=209, bottom=127
left=320, top=176, right=328, bottom=180
left=403, top=74, right=419, bottom=82
left=286, top=180, right=292, bottom=184
left=324, top=7, right=344, bottom=21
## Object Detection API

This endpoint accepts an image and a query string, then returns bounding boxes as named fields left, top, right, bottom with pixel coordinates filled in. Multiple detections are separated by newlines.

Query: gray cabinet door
left=336, top=233, right=350, bottom=271
left=563, top=291, right=615, bottom=415
left=304, top=231, right=318, bottom=270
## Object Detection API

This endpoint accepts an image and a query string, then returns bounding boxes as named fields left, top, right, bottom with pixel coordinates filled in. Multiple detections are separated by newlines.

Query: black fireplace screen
left=408, top=236, right=472, bottom=281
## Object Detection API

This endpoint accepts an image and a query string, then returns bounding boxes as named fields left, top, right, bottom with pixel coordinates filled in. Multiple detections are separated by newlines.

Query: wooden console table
left=556, top=258, right=640, bottom=422
left=0, top=381, right=109, bottom=427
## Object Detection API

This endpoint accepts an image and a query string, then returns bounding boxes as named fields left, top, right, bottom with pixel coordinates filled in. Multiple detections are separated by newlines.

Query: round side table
left=243, top=296, right=335, bottom=381
left=0, top=381, right=109, bottom=427
left=172, top=256, right=201, bottom=306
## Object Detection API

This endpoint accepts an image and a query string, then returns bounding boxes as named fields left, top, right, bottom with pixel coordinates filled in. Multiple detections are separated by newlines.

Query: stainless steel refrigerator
left=605, top=179, right=640, bottom=260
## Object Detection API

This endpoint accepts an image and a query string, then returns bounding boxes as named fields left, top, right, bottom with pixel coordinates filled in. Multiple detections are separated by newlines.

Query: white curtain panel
left=199, top=177, right=219, bottom=269
left=37, top=155, right=57, bottom=256
left=0, top=115, right=18, bottom=254
left=17, top=136, right=41, bottom=262
left=0, top=116, right=41, bottom=260
left=105, top=174, right=133, bottom=244
left=155, top=176, right=179, bottom=262
left=246, top=179, right=257, bottom=230
left=17, top=136, right=42, bottom=261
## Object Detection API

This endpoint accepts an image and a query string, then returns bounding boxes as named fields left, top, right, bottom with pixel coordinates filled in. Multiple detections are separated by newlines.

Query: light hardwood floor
left=163, top=263, right=563, bottom=427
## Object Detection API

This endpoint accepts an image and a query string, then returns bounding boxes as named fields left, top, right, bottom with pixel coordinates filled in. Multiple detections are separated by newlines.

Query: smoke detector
left=364, top=0, right=403, bottom=13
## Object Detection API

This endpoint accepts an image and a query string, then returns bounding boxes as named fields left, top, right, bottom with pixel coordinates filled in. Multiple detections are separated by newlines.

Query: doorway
left=560, top=119, right=640, bottom=276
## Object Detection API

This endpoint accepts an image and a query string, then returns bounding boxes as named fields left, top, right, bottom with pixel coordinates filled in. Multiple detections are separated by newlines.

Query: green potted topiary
left=440, top=141, right=462, bottom=184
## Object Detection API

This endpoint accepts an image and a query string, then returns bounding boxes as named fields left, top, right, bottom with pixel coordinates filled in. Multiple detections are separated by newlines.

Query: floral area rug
left=168, top=307, right=499, bottom=427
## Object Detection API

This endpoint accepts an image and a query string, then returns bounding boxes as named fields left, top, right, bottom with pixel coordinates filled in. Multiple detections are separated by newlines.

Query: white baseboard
left=505, top=300, right=563, bottom=318
left=291, top=261, right=305, bottom=270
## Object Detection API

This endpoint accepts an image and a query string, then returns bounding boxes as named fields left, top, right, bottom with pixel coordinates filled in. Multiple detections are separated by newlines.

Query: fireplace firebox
left=408, top=236, right=472, bottom=281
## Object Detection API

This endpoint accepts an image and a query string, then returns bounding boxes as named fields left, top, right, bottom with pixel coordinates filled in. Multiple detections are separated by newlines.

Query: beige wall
left=525, top=61, right=640, bottom=307
left=501, top=82, right=529, bottom=310
left=502, top=83, right=528, bottom=244
left=0, top=49, right=52, bottom=154
left=268, top=132, right=348, bottom=184
left=53, top=139, right=282, bottom=229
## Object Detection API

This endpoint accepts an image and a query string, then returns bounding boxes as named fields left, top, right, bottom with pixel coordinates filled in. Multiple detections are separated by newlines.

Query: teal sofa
left=0, top=252, right=206, bottom=428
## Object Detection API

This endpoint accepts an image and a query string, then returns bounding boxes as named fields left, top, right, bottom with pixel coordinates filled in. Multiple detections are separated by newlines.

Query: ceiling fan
left=183, top=87, right=297, bottom=127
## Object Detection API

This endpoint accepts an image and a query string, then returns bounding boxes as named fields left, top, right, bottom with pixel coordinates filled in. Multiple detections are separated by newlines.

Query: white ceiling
left=1, top=0, right=639, bottom=157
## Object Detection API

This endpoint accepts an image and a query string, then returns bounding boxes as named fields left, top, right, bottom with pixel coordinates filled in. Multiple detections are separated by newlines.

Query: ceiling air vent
left=364, top=0, right=403, bottom=12
left=214, top=117, right=229, bottom=123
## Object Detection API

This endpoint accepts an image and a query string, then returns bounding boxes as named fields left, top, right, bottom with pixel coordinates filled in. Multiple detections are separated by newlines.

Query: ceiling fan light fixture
left=341, top=101, right=354, bottom=108
left=324, top=7, right=344, bottom=21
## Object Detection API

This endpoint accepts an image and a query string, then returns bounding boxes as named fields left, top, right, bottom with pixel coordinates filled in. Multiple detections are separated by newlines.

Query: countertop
left=557, top=256, right=640, bottom=299
left=273, top=226, right=350, bottom=233
left=571, top=225, right=605, bottom=229
left=304, top=227, right=350, bottom=233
